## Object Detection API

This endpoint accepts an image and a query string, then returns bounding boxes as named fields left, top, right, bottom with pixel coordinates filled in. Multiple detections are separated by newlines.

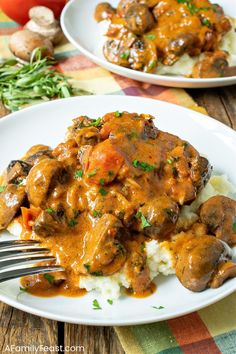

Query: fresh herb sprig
left=0, top=48, right=92, bottom=112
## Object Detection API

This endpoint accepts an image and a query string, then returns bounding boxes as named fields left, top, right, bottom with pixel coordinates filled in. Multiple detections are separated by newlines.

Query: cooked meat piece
left=81, top=214, right=127, bottom=276
left=94, top=2, right=116, bottom=22
left=0, top=185, right=26, bottom=230
left=191, top=51, right=229, bottom=78
left=136, top=196, right=179, bottom=238
left=142, top=118, right=159, bottom=139
left=165, top=33, right=198, bottom=65
left=200, top=195, right=236, bottom=246
left=175, top=235, right=230, bottom=292
left=33, top=210, right=66, bottom=237
left=66, top=116, right=101, bottom=145
left=23, top=144, right=53, bottom=164
left=26, top=159, right=70, bottom=208
left=190, top=156, right=212, bottom=191
left=52, top=139, right=79, bottom=161
left=7, top=160, right=32, bottom=184
left=125, top=250, right=151, bottom=293
left=117, top=0, right=138, bottom=16
left=210, top=261, right=236, bottom=288
left=124, top=4, right=155, bottom=35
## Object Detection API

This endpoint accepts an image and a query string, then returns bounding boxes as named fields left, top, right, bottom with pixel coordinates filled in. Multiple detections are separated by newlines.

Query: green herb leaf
left=108, top=170, right=114, bottom=176
left=89, top=117, right=102, bottom=127
left=68, top=219, right=78, bottom=227
left=132, top=160, right=156, bottom=172
left=201, top=17, right=211, bottom=26
left=92, top=210, right=102, bottom=218
left=120, top=50, right=130, bottom=60
left=232, top=222, right=236, bottom=233
left=0, top=185, right=6, bottom=193
left=92, top=299, right=102, bottom=310
left=84, top=263, right=90, bottom=272
left=45, top=207, right=54, bottom=214
left=91, top=270, right=103, bottom=276
left=75, top=169, right=83, bottom=178
left=44, top=273, right=55, bottom=284
left=19, top=287, right=28, bottom=292
left=100, top=178, right=105, bottom=186
left=107, top=299, right=113, bottom=305
left=99, top=188, right=108, bottom=196
left=148, top=60, right=157, bottom=70
left=87, top=169, right=97, bottom=178
left=146, top=34, right=156, bottom=40
left=135, top=211, right=151, bottom=228
left=152, top=305, right=164, bottom=310
left=164, top=208, right=174, bottom=218
left=115, top=111, right=122, bottom=117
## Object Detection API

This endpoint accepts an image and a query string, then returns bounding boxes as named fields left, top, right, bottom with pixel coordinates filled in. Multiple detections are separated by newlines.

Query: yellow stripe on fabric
left=0, top=12, right=13, bottom=22
left=115, top=327, right=144, bottom=354
left=199, top=292, right=236, bottom=337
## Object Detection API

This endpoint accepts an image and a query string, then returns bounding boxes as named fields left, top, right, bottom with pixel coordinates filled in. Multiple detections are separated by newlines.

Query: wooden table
left=0, top=85, right=235, bottom=354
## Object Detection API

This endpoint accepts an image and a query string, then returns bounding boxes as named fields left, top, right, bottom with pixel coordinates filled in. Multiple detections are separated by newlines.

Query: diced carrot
left=21, top=207, right=41, bottom=230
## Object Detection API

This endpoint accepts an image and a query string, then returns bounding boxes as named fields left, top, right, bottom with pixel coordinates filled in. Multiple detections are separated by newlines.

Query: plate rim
left=0, top=95, right=236, bottom=325
left=60, top=0, right=236, bottom=88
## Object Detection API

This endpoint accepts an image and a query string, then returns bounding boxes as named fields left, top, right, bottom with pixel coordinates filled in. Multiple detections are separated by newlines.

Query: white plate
left=0, top=95, right=236, bottom=325
left=61, top=0, right=236, bottom=88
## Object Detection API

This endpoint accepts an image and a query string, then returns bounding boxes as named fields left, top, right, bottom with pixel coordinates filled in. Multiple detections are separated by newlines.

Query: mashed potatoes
left=7, top=174, right=236, bottom=300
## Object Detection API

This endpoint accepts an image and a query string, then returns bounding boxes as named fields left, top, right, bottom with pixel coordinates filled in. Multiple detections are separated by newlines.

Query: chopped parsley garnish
left=45, top=207, right=54, bottom=214
left=172, top=167, right=179, bottom=178
left=146, top=34, right=156, bottom=40
left=127, top=131, right=138, bottom=140
left=19, top=287, right=28, bottom=292
left=140, top=242, right=145, bottom=253
left=87, top=169, right=97, bottom=178
left=152, top=305, right=164, bottom=310
left=92, top=299, right=102, bottom=310
left=99, top=188, right=108, bottom=196
left=164, top=208, right=175, bottom=218
left=89, top=117, right=102, bottom=127
left=84, top=263, right=90, bottom=272
left=75, top=169, right=83, bottom=178
left=120, top=50, right=130, bottom=60
left=108, top=170, right=114, bottom=176
left=135, top=211, right=151, bottom=228
left=0, top=185, right=6, bottom=193
left=183, top=142, right=189, bottom=150
left=202, top=17, right=211, bottom=26
left=44, top=273, right=55, bottom=284
left=232, top=222, right=236, bottom=233
left=93, top=210, right=102, bottom=218
left=177, top=0, right=210, bottom=14
left=132, top=160, right=156, bottom=172
left=100, top=178, right=105, bottom=186
left=17, top=179, right=25, bottom=186
left=68, top=219, right=78, bottom=227
left=148, top=60, right=157, bottom=70
left=107, top=299, right=113, bottom=305
left=166, top=156, right=180, bottom=165
left=91, top=270, right=103, bottom=276
left=115, top=110, right=122, bottom=117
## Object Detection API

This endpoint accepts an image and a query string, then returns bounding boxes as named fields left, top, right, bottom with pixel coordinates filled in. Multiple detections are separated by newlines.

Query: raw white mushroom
left=25, top=6, right=63, bottom=44
left=9, top=30, right=54, bottom=62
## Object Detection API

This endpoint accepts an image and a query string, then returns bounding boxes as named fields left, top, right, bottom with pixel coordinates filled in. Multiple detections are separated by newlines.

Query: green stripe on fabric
left=131, top=322, right=180, bottom=354
left=0, top=22, right=18, bottom=28
left=214, top=330, right=236, bottom=354
left=159, top=347, right=183, bottom=354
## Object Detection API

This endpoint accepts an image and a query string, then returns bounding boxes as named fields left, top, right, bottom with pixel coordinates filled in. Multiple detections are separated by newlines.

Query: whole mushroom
left=25, top=6, right=63, bottom=45
left=9, top=29, right=54, bottom=62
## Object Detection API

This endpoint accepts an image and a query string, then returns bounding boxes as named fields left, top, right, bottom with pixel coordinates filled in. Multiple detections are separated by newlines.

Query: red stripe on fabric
left=167, top=312, right=221, bottom=354
left=57, top=55, right=97, bottom=71
left=112, top=72, right=166, bottom=97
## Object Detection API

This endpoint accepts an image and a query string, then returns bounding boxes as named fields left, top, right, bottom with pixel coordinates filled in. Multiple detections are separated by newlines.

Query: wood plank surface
left=0, top=86, right=235, bottom=354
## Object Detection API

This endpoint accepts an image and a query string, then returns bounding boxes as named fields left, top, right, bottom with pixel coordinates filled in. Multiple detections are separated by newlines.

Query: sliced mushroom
left=175, top=235, right=230, bottom=292
left=94, top=2, right=116, bottom=22
left=210, top=261, right=236, bottom=288
left=200, top=195, right=236, bottom=246
left=124, top=4, right=155, bottom=35
left=26, top=159, right=70, bottom=208
left=0, top=185, right=26, bottom=230
left=33, top=210, right=65, bottom=237
left=6, top=160, right=32, bottom=184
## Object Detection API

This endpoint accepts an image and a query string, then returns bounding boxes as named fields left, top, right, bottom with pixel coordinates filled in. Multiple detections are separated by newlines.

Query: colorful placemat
left=0, top=9, right=235, bottom=354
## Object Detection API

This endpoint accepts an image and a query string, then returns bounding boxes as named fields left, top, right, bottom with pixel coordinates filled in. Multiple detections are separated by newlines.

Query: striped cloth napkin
left=0, top=10, right=236, bottom=354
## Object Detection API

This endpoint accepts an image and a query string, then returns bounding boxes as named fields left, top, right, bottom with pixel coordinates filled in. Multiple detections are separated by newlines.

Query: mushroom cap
left=9, top=29, right=54, bottom=62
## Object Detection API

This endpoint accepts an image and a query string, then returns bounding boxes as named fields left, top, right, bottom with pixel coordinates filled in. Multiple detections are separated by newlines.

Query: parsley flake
left=115, top=111, right=122, bottom=117
left=152, top=305, right=164, bottom=310
left=93, top=299, right=102, bottom=310
left=75, top=169, right=83, bottom=178
left=44, top=273, right=55, bottom=284
left=19, top=287, right=28, bottom=292
left=132, top=160, right=156, bottom=172
left=146, top=34, right=156, bottom=40
left=87, top=169, right=97, bottom=178
left=84, top=263, right=90, bottom=272
left=108, top=170, right=114, bottom=176
left=99, top=188, right=108, bottom=196
left=0, top=185, right=6, bottom=193
left=135, top=211, right=151, bottom=228
left=107, top=299, right=113, bottom=305
left=45, top=207, right=54, bottom=214
left=120, top=50, right=130, bottom=59
left=89, top=117, right=102, bottom=127
left=68, top=219, right=78, bottom=227
left=232, top=222, right=236, bottom=233
left=93, top=210, right=102, bottom=218
left=100, top=178, right=105, bottom=186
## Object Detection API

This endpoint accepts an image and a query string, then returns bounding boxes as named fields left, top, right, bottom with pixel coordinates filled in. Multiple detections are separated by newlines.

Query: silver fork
left=0, top=240, right=64, bottom=283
